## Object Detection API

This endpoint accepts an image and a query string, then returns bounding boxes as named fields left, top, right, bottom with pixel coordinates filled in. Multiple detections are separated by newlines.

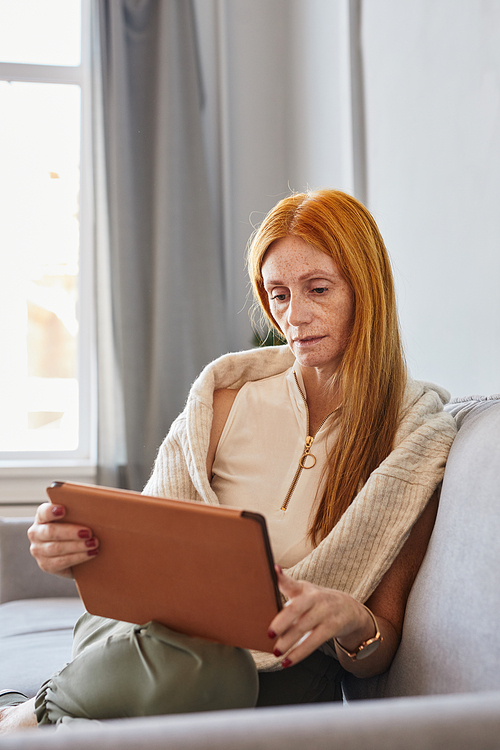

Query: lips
left=293, top=336, right=325, bottom=347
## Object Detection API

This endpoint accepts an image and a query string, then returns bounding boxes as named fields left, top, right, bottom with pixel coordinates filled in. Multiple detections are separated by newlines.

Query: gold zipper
left=280, top=372, right=334, bottom=512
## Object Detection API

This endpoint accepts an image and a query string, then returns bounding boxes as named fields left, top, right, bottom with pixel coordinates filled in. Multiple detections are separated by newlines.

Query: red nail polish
left=282, top=658, right=292, bottom=669
left=268, top=629, right=277, bottom=639
left=78, top=529, right=91, bottom=539
left=87, top=548, right=99, bottom=557
left=85, top=538, right=96, bottom=548
left=273, top=648, right=282, bottom=657
left=275, top=564, right=283, bottom=575
left=52, top=506, right=64, bottom=517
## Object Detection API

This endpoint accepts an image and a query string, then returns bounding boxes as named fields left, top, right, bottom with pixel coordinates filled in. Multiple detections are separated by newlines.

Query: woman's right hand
left=28, top=503, right=99, bottom=579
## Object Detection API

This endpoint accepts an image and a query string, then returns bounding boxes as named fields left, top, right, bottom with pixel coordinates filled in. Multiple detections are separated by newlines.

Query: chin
left=295, top=353, right=327, bottom=369
left=293, top=349, right=343, bottom=373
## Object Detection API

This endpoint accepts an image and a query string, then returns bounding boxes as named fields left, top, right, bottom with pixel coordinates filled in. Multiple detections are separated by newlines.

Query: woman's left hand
left=268, top=566, right=376, bottom=669
left=268, top=489, right=441, bottom=674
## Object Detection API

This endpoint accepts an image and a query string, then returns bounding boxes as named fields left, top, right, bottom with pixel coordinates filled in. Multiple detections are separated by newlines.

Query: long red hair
left=248, top=189, right=407, bottom=543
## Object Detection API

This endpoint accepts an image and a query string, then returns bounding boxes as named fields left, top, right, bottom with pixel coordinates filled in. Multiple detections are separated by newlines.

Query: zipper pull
left=300, top=436, right=317, bottom=469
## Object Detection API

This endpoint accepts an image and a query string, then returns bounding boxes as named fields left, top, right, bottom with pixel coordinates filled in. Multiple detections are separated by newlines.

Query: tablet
left=46, top=482, right=281, bottom=653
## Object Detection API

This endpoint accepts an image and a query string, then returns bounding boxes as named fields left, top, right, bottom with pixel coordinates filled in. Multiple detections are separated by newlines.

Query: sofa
left=1, top=394, right=500, bottom=749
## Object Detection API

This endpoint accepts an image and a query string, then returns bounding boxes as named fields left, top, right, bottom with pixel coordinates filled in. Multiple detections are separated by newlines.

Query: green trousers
left=34, top=613, right=259, bottom=726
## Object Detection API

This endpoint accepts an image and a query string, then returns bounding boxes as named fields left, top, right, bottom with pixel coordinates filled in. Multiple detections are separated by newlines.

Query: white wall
left=362, top=0, right=500, bottom=397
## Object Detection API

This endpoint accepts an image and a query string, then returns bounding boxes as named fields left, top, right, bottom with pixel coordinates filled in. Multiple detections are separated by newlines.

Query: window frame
left=0, top=0, right=96, bottom=510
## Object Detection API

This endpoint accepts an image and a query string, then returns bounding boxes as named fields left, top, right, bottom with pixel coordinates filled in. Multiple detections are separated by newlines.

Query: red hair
left=248, top=189, right=407, bottom=542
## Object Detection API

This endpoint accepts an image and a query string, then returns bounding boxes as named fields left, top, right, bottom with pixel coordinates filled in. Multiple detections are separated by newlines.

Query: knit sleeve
left=142, top=413, right=202, bottom=503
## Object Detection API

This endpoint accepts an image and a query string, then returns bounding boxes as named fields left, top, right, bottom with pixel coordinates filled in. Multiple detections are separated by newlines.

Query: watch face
left=355, top=638, right=381, bottom=661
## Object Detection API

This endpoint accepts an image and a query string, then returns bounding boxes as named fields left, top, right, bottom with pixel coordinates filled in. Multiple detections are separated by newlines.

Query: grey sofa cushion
left=345, top=397, right=500, bottom=700
left=0, top=597, right=84, bottom=697
left=0, top=518, right=78, bottom=604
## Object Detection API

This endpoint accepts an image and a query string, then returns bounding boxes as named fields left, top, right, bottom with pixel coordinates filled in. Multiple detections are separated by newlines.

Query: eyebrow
left=263, top=269, right=337, bottom=286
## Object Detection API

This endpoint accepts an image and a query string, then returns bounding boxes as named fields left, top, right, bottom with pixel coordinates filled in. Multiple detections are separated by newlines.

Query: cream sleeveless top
left=211, top=367, right=338, bottom=568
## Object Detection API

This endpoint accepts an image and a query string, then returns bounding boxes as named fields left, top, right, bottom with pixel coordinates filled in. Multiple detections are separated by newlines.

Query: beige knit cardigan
left=143, top=346, right=457, bottom=671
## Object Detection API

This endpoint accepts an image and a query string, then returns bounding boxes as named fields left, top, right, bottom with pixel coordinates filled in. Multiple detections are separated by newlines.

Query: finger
left=30, top=534, right=99, bottom=561
left=31, top=535, right=99, bottom=557
left=269, top=567, right=308, bottom=634
left=281, top=626, right=332, bottom=667
left=268, top=586, right=316, bottom=642
left=29, top=531, right=100, bottom=576
left=28, top=520, right=95, bottom=543
left=275, top=565, right=303, bottom=599
left=35, top=502, right=67, bottom=524
left=33, top=548, right=98, bottom=577
left=273, top=602, right=332, bottom=656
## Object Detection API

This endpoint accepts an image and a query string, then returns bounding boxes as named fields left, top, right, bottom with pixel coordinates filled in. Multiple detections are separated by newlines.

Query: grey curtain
left=92, top=0, right=227, bottom=490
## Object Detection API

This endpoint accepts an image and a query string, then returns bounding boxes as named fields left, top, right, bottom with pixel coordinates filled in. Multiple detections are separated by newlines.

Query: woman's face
left=261, top=236, right=354, bottom=378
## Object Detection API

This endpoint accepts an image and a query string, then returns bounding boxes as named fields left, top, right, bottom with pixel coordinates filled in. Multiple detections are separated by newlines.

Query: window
left=0, top=0, right=95, bottom=509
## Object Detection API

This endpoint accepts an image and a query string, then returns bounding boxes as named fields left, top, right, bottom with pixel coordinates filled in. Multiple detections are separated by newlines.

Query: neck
left=298, top=364, right=342, bottom=434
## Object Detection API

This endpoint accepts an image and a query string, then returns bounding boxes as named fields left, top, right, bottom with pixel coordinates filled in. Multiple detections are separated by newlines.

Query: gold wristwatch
left=334, top=605, right=383, bottom=661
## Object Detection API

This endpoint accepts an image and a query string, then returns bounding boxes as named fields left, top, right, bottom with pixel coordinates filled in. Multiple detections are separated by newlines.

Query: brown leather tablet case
left=46, top=482, right=281, bottom=653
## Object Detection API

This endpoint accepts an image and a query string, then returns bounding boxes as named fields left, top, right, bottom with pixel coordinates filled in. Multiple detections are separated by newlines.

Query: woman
left=0, top=190, right=456, bottom=731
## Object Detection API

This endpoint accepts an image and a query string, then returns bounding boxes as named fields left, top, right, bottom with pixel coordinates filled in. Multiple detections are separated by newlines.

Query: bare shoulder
left=213, top=388, right=239, bottom=421
left=206, top=388, right=239, bottom=480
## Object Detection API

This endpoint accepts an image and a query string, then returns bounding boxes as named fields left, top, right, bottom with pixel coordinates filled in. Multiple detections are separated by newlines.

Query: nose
left=287, top=292, right=313, bottom=328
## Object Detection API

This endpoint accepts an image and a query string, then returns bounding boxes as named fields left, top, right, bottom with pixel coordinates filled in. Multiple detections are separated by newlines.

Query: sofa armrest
left=0, top=517, right=77, bottom=603
left=0, top=691, right=498, bottom=750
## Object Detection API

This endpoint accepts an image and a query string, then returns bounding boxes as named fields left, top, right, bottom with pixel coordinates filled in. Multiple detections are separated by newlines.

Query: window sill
left=0, top=463, right=97, bottom=506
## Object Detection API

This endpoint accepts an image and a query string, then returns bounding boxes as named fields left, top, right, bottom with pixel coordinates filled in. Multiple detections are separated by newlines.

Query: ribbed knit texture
left=143, top=346, right=457, bottom=671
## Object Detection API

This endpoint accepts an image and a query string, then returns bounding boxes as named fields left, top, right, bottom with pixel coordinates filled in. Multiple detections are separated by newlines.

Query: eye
left=270, top=292, right=288, bottom=302
left=312, top=287, right=328, bottom=295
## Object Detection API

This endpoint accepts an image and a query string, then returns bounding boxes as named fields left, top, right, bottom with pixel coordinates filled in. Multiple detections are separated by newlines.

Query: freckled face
left=261, top=236, right=354, bottom=378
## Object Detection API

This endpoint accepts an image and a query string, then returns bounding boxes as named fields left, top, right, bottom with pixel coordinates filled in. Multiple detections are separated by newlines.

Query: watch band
left=334, top=605, right=383, bottom=661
